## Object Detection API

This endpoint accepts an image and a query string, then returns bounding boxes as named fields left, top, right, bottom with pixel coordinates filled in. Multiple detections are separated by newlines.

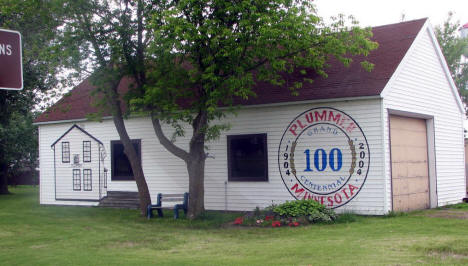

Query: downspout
left=224, top=181, right=228, bottom=211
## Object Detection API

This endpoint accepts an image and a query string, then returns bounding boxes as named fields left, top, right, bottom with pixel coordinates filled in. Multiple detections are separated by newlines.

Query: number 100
left=304, top=148, right=342, bottom=172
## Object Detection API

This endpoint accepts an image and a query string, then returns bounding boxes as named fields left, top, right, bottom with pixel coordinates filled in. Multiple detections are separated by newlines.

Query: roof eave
left=35, top=95, right=383, bottom=126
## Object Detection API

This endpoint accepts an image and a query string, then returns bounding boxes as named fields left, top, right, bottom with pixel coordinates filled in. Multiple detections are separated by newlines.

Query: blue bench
left=147, top=192, right=189, bottom=219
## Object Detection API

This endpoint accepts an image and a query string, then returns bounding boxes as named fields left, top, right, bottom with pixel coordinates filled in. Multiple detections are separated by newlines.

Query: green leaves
left=48, top=0, right=378, bottom=150
left=0, top=0, right=66, bottom=188
left=272, top=199, right=337, bottom=223
left=435, top=13, right=468, bottom=113
left=0, top=111, right=38, bottom=175
left=360, top=61, right=375, bottom=72
left=141, top=0, right=378, bottom=143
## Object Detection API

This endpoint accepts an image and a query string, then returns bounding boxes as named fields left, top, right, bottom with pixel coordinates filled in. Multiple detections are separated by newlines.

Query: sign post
left=0, top=29, right=23, bottom=90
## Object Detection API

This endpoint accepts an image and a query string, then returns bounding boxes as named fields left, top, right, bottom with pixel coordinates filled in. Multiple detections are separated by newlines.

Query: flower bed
left=232, top=199, right=337, bottom=227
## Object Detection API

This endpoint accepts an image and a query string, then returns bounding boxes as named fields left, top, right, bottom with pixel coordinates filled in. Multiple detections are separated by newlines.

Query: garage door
left=390, top=115, right=430, bottom=211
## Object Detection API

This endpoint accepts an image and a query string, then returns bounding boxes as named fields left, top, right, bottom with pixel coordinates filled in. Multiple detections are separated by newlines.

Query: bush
left=273, top=199, right=337, bottom=224
left=231, top=200, right=337, bottom=227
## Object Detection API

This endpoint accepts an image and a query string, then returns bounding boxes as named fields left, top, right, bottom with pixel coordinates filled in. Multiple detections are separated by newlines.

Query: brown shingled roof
left=35, top=18, right=427, bottom=123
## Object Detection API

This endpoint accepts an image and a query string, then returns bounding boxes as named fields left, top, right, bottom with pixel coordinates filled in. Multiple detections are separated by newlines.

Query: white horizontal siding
left=383, top=27, right=465, bottom=210
left=39, top=98, right=385, bottom=214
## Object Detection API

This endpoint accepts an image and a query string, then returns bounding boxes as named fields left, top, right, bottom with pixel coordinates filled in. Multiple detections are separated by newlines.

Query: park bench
left=146, top=192, right=189, bottom=219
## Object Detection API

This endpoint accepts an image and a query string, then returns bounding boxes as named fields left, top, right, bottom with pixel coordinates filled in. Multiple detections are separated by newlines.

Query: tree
left=435, top=13, right=468, bottom=112
left=0, top=0, right=63, bottom=194
left=133, top=0, right=378, bottom=218
left=0, top=112, right=38, bottom=184
left=54, top=0, right=169, bottom=214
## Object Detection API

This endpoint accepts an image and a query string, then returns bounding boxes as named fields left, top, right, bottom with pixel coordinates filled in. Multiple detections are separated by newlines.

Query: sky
left=314, top=0, right=468, bottom=29
left=315, top=0, right=468, bottom=130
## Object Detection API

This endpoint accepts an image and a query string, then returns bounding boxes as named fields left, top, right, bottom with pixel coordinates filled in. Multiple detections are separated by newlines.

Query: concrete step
left=106, top=191, right=139, bottom=198
left=99, top=191, right=140, bottom=209
left=100, top=198, right=140, bottom=203
left=98, top=203, right=139, bottom=209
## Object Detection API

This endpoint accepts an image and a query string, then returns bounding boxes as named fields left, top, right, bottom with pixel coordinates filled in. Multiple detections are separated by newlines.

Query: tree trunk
left=112, top=112, right=151, bottom=216
left=101, top=73, right=151, bottom=216
left=186, top=111, right=208, bottom=219
left=150, top=112, right=208, bottom=219
left=81, top=12, right=152, bottom=215
left=0, top=162, right=9, bottom=194
left=186, top=152, right=206, bottom=219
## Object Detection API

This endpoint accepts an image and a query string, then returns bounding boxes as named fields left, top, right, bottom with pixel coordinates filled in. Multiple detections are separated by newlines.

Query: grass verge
left=1, top=186, right=468, bottom=265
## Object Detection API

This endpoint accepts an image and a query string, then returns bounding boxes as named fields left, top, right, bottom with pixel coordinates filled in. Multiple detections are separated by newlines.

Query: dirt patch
left=30, top=244, right=48, bottom=249
left=0, top=231, right=14, bottom=237
left=428, top=251, right=468, bottom=260
left=425, top=209, right=468, bottom=219
left=114, top=241, right=139, bottom=248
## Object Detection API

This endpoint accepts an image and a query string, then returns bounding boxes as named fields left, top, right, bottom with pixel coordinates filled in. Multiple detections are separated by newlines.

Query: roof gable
left=35, top=18, right=428, bottom=124
left=380, top=20, right=464, bottom=113
left=51, top=124, right=103, bottom=147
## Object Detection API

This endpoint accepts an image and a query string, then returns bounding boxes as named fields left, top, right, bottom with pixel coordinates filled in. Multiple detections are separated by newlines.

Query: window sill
left=111, top=177, right=136, bottom=182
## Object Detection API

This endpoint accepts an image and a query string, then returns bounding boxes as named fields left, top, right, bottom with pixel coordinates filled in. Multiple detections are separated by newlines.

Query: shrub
left=231, top=200, right=336, bottom=227
left=273, top=199, right=336, bottom=224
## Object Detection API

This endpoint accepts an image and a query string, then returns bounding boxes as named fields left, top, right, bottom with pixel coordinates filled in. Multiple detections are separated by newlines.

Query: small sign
left=0, top=29, right=23, bottom=90
left=73, top=154, right=80, bottom=164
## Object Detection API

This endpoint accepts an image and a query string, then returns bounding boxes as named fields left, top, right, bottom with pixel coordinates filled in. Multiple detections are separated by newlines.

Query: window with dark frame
left=227, top=134, right=268, bottom=182
left=62, top=142, right=70, bottom=163
left=111, top=140, right=141, bottom=181
left=83, top=141, right=91, bottom=162
left=73, top=169, right=81, bottom=191
left=83, top=169, right=92, bottom=191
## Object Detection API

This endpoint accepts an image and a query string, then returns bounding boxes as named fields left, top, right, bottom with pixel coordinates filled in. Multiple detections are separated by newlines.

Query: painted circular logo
left=278, top=107, right=370, bottom=208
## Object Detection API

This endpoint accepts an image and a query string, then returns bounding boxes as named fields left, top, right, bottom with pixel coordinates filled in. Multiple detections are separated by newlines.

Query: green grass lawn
left=2, top=186, right=468, bottom=265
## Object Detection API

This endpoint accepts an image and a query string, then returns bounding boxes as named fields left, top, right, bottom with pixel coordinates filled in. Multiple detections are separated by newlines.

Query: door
left=390, top=115, right=430, bottom=211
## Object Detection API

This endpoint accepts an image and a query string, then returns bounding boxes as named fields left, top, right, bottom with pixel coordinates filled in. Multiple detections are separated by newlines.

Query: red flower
left=272, top=221, right=281, bottom=227
left=289, top=221, right=299, bottom=227
left=265, top=216, right=274, bottom=221
left=234, top=217, right=244, bottom=225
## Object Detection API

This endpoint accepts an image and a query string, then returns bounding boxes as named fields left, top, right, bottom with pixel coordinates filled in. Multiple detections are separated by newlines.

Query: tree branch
left=136, top=0, right=146, bottom=87
left=151, top=113, right=190, bottom=162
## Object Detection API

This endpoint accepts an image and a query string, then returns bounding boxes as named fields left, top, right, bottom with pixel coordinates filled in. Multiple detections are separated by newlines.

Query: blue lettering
left=314, top=149, right=327, bottom=171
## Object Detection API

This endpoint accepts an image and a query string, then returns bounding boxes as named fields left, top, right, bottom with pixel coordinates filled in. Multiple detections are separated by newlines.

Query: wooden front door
left=390, top=115, right=430, bottom=211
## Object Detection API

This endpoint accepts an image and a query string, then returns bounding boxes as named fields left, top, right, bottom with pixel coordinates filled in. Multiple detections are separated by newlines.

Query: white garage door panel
left=390, top=115, right=430, bottom=211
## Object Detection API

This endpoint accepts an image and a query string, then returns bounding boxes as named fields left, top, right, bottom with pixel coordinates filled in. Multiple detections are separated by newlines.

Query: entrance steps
left=99, top=191, right=140, bottom=209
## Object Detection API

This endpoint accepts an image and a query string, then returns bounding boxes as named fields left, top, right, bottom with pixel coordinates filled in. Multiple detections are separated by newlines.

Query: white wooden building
left=35, top=19, right=466, bottom=214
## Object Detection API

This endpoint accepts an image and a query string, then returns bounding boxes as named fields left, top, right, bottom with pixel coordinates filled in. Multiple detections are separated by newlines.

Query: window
left=227, top=134, right=268, bottom=182
left=62, top=142, right=70, bottom=163
left=83, top=141, right=91, bottom=162
left=111, top=140, right=141, bottom=181
left=73, top=169, right=81, bottom=191
left=83, top=169, right=92, bottom=191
